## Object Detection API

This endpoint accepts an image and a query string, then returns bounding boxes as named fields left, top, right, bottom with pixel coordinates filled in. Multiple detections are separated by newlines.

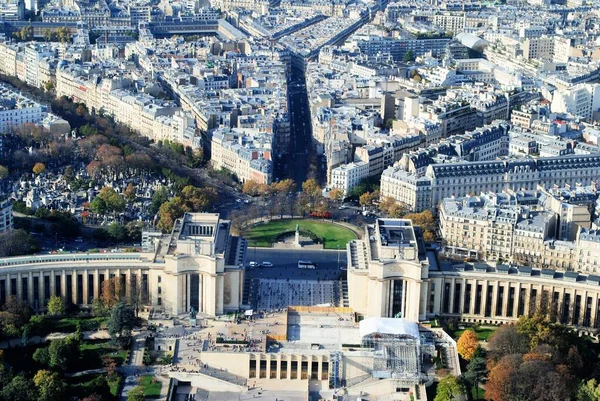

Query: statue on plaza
left=189, top=306, right=197, bottom=320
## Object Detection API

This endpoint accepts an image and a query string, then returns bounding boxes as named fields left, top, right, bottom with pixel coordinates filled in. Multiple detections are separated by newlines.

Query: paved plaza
left=253, top=279, right=339, bottom=310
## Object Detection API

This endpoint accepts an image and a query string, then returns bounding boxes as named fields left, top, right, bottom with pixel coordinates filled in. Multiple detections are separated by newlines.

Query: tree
left=56, top=26, right=71, bottom=43
left=44, top=81, right=55, bottom=92
left=302, top=178, right=321, bottom=199
left=435, top=375, right=464, bottom=401
left=329, top=188, right=344, bottom=202
left=124, top=183, right=136, bottom=202
left=403, top=50, right=415, bottom=62
left=101, top=277, right=123, bottom=309
left=91, top=297, right=107, bottom=317
left=271, top=179, right=295, bottom=195
left=106, top=222, right=127, bottom=242
left=32, top=162, right=46, bottom=175
left=577, top=379, right=600, bottom=401
left=150, top=186, right=169, bottom=215
left=3, top=296, right=33, bottom=326
left=127, top=385, right=145, bottom=401
left=47, top=336, right=79, bottom=371
left=404, top=210, right=436, bottom=231
left=46, top=295, right=65, bottom=316
left=242, top=180, right=261, bottom=196
left=33, top=370, right=66, bottom=401
left=43, top=28, right=53, bottom=42
left=0, top=165, right=8, bottom=180
left=457, top=329, right=478, bottom=361
left=107, top=301, right=135, bottom=348
left=1, top=375, right=38, bottom=401
left=464, top=355, right=487, bottom=400
left=95, top=187, right=126, bottom=214
left=488, top=324, right=529, bottom=360
left=359, top=191, right=375, bottom=207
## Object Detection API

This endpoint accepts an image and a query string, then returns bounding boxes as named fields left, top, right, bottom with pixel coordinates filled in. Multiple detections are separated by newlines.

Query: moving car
left=261, top=261, right=273, bottom=267
left=249, top=261, right=259, bottom=268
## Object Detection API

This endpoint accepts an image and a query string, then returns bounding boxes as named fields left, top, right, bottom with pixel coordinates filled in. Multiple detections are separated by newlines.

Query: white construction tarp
left=359, top=317, right=420, bottom=344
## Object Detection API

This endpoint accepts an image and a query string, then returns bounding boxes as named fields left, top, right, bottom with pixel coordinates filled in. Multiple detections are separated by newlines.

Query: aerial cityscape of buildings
left=3, top=0, right=600, bottom=400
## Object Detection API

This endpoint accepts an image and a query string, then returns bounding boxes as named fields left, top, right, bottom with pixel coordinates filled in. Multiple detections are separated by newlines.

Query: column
left=481, top=280, right=490, bottom=317
left=93, top=270, right=100, bottom=299
left=50, top=271, right=55, bottom=297
left=71, top=270, right=77, bottom=304
left=16, top=272, right=22, bottom=301
left=449, top=278, right=456, bottom=314
left=318, top=356, right=323, bottom=381
left=38, top=272, right=44, bottom=306
left=469, top=280, right=477, bottom=316
left=276, top=355, right=282, bottom=379
left=591, top=295, right=599, bottom=328
left=287, top=356, right=292, bottom=380
left=61, top=270, right=67, bottom=298
left=217, top=275, right=224, bottom=315
left=523, top=284, right=532, bottom=317
left=4, top=274, right=10, bottom=299
left=198, top=274, right=203, bottom=313
left=490, top=282, right=499, bottom=317
left=459, top=279, right=466, bottom=315
left=580, top=291, right=587, bottom=326
left=83, top=269, right=89, bottom=304
left=28, top=271, right=34, bottom=305
left=513, top=282, right=521, bottom=317
left=186, top=274, right=191, bottom=312
left=502, top=283, right=509, bottom=318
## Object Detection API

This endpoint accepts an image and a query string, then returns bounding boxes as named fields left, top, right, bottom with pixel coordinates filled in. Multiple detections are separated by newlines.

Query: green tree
left=33, top=370, right=66, bottom=401
left=91, top=297, right=107, bottom=317
left=0, top=165, right=8, bottom=180
left=403, top=50, right=416, bottom=62
left=46, top=335, right=80, bottom=371
left=1, top=375, right=37, bottom=401
left=463, top=355, right=486, bottom=400
left=577, top=379, right=600, bottom=401
left=44, top=81, right=55, bottom=92
left=43, top=28, right=53, bottom=42
left=56, top=26, right=71, bottom=43
left=107, top=301, right=135, bottom=348
left=94, top=187, right=126, bottom=214
left=107, top=222, right=127, bottom=242
left=127, top=385, right=145, bottom=401
left=46, top=295, right=65, bottom=316
left=435, top=375, right=465, bottom=401
left=150, top=186, right=169, bottom=215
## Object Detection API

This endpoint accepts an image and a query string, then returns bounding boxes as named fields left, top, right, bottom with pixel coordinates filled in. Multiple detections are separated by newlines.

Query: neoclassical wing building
left=0, top=213, right=247, bottom=316
left=347, top=218, right=600, bottom=331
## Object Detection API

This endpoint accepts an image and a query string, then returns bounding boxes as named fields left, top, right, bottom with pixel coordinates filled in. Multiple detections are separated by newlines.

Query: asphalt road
left=245, top=248, right=347, bottom=281
left=285, top=67, right=312, bottom=183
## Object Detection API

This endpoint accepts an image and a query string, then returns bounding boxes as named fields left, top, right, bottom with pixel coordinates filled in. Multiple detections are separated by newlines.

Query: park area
left=245, top=219, right=357, bottom=249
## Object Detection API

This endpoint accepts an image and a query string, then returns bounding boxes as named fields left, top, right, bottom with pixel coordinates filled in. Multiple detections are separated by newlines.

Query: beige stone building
left=0, top=213, right=246, bottom=316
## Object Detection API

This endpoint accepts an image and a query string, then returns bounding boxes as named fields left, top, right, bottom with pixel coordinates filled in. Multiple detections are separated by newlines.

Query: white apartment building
left=211, top=128, right=273, bottom=184
left=551, top=84, right=600, bottom=121
left=0, top=85, right=43, bottom=132
left=330, top=161, right=369, bottom=195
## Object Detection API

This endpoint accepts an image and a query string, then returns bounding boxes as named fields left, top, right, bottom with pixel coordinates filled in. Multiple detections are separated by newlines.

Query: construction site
left=165, top=306, right=460, bottom=401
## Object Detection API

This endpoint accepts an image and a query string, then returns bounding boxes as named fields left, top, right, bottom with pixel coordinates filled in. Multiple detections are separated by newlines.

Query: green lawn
left=139, top=375, right=162, bottom=398
left=471, top=385, right=486, bottom=401
left=80, top=340, right=128, bottom=369
left=246, top=219, right=357, bottom=249
left=55, top=316, right=108, bottom=332
left=454, top=326, right=497, bottom=341
left=66, top=373, right=121, bottom=400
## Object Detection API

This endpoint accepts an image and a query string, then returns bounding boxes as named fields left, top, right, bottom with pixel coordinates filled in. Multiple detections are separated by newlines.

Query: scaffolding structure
left=362, top=333, right=421, bottom=381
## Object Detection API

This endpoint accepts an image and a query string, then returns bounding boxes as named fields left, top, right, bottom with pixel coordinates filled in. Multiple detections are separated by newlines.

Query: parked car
left=261, top=261, right=273, bottom=267
left=249, top=261, right=259, bottom=268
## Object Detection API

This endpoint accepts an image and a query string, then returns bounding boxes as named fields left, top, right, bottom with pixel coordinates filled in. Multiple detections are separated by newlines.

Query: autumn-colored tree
left=32, top=162, right=46, bottom=175
left=485, top=354, right=521, bottom=401
left=302, top=178, right=321, bottom=197
left=124, top=183, right=136, bottom=202
left=404, top=210, right=436, bottom=231
left=101, top=276, right=123, bottom=309
left=271, top=179, right=295, bottom=195
left=242, top=180, right=261, bottom=196
left=329, top=188, right=344, bottom=202
left=359, top=191, right=374, bottom=207
left=457, top=329, right=478, bottom=361
left=0, top=165, right=8, bottom=180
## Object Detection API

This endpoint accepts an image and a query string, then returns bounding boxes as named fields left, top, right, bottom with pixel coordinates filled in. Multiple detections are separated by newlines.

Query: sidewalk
left=0, top=330, right=110, bottom=349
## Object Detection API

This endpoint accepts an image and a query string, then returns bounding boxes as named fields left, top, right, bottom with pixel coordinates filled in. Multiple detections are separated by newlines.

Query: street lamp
left=337, top=245, right=340, bottom=271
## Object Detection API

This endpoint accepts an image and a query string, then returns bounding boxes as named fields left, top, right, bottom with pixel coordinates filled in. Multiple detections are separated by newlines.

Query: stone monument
left=294, top=223, right=301, bottom=248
